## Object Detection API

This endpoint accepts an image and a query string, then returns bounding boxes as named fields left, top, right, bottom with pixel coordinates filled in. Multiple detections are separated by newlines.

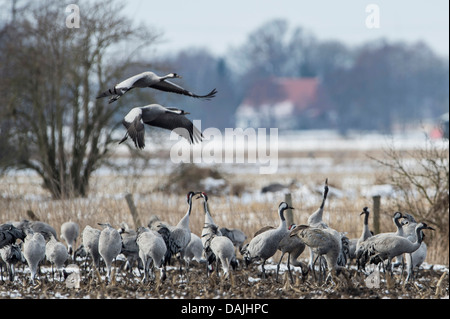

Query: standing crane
left=242, top=202, right=292, bottom=279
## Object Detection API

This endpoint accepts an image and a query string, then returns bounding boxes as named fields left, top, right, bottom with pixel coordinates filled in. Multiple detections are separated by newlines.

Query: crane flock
left=0, top=188, right=437, bottom=289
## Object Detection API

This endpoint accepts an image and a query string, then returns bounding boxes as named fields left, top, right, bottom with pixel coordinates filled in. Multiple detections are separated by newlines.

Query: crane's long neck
left=414, top=226, right=425, bottom=245
left=360, top=212, right=371, bottom=240
left=202, top=200, right=215, bottom=226
left=308, top=185, right=328, bottom=225
left=161, top=73, right=175, bottom=80
left=178, top=198, right=192, bottom=228
left=394, top=216, right=404, bottom=236
left=320, top=185, right=329, bottom=209
left=278, top=208, right=287, bottom=230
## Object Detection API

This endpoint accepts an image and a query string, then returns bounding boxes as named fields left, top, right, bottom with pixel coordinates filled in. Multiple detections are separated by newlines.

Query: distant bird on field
left=119, top=104, right=203, bottom=149
left=97, top=71, right=217, bottom=104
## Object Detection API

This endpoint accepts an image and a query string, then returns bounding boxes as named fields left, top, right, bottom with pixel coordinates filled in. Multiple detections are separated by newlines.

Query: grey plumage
left=23, top=231, right=46, bottom=284
left=97, top=71, right=217, bottom=103
left=401, top=213, right=429, bottom=281
left=276, top=224, right=307, bottom=283
left=118, top=223, right=140, bottom=274
left=0, top=223, right=26, bottom=249
left=119, top=104, right=203, bottom=149
left=98, top=223, right=122, bottom=282
left=243, top=202, right=292, bottom=278
left=15, top=220, right=58, bottom=240
left=198, top=192, right=222, bottom=249
left=289, top=224, right=344, bottom=282
left=136, top=227, right=167, bottom=283
left=353, top=207, right=373, bottom=264
left=159, top=192, right=197, bottom=274
left=307, top=178, right=329, bottom=227
left=356, top=222, right=434, bottom=273
left=0, top=243, right=24, bottom=281
left=45, top=234, right=69, bottom=280
left=206, top=234, right=236, bottom=277
left=184, top=233, right=206, bottom=266
left=219, top=227, right=247, bottom=251
left=60, top=221, right=79, bottom=258
left=306, top=179, right=347, bottom=271
left=82, top=225, right=101, bottom=270
left=356, top=211, right=404, bottom=271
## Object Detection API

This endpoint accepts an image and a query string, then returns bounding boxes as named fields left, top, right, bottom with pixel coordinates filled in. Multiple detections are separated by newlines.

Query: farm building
left=235, top=77, right=334, bottom=129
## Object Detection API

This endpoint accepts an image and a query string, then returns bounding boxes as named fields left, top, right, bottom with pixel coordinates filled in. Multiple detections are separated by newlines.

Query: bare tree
left=370, top=139, right=449, bottom=235
left=0, top=0, right=160, bottom=198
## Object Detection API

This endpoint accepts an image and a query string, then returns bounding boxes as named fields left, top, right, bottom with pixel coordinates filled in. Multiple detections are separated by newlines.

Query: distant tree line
left=157, top=19, right=449, bottom=133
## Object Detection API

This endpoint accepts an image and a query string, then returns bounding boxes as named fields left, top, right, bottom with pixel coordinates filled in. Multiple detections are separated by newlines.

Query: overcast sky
left=122, top=0, right=449, bottom=58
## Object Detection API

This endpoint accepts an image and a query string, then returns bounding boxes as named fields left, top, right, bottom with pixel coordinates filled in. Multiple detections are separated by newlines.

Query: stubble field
left=0, top=133, right=449, bottom=301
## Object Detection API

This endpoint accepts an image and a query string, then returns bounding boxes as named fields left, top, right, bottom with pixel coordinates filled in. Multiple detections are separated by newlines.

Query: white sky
left=122, top=0, right=449, bottom=58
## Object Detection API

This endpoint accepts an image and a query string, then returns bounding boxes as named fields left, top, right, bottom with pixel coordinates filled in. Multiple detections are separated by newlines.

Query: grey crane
left=306, top=179, right=348, bottom=271
left=242, top=202, right=292, bottom=279
left=197, top=192, right=222, bottom=250
left=307, top=178, right=329, bottom=227
left=289, top=224, right=344, bottom=283
left=45, top=233, right=69, bottom=281
left=136, top=227, right=167, bottom=283
left=98, top=223, right=122, bottom=282
left=118, top=222, right=140, bottom=275
left=356, top=223, right=434, bottom=275
left=15, top=220, right=58, bottom=240
left=97, top=71, right=217, bottom=104
left=119, top=104, right=203, bottom=149
left=352, top=207, right=373, bottom=264
left=356, top=211, right=404, bottom=271
left=219, top=227, right=247, bottom=252
left=202, top=224, right=236, bottom=278
left=252, top=223, right=307, bottom=284
left=197, top=192, right=239, bottom=274
left=60, top=221, right=79, bottom=259
left=0, top=243, right=24, bottom=281
left=158, top=191, right=198, bottom=275
left=82, top=225, right=101, bottom=273
left=400, top=213, right=429, bottom=281
left=183, top=233, right=206, bottom=267
left=23, top=230, right=46, bottom=284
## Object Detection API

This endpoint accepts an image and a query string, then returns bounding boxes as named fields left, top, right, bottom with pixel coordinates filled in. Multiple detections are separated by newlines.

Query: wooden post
left=125, top=193, right=141, bottom=228
left=372, top=195, right=381, bottom=235
left=284, top=193, right=294, bottom=227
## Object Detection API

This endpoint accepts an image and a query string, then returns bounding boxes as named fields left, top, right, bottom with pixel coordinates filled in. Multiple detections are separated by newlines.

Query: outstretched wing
left=145, top=111, right=203, bottom=144
left=150, top=80, right=217, bottom=100
left=122, top=114, right=145, bottom=149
